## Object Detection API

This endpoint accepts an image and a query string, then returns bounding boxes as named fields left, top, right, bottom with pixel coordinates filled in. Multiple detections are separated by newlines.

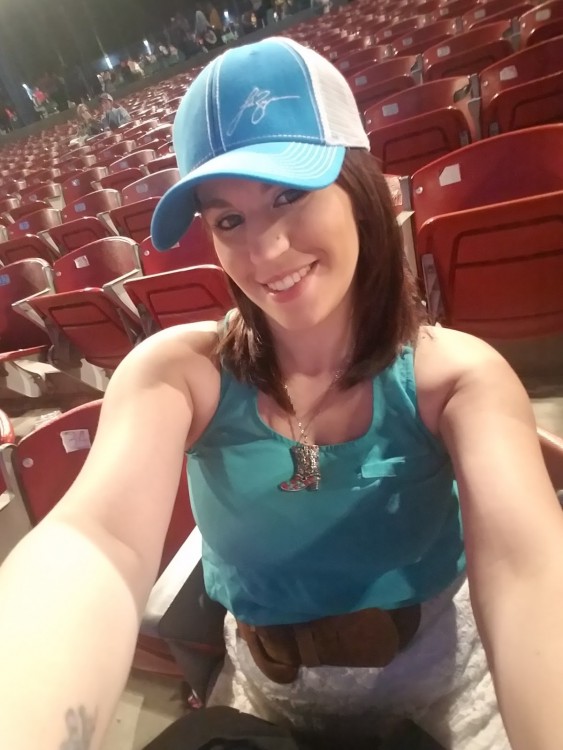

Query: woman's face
left=197, top=177, right=360, bottom=331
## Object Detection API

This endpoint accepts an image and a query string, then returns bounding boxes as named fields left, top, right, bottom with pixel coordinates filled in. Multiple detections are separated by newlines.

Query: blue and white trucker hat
left=151, top=37, right=369, bottom=251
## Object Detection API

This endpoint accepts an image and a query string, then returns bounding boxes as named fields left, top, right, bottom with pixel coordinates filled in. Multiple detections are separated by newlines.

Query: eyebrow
left=198, top=182, right=279, bottom=211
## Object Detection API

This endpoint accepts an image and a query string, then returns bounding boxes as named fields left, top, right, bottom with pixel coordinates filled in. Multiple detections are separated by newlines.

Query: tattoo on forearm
left=60, top=706, right=97, bottom=750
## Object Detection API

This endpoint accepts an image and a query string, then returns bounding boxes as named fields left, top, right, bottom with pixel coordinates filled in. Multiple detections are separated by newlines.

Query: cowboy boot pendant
left=279, top=443, right=321, bottom=492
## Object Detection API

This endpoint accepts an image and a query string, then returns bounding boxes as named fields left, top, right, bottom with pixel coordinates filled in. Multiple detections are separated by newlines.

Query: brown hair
left=216, top=148, right=424, bottom=409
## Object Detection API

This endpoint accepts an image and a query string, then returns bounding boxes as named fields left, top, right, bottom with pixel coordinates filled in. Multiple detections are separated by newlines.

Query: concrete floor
left=1, top=377, right=563, bottom=750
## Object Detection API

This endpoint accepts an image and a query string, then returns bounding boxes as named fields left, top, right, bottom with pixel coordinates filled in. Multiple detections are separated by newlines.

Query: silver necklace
left=279, top=369, right=344, bottom=493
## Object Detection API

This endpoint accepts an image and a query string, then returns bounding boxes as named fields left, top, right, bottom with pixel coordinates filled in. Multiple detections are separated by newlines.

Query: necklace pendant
left=279, top=443, right=321, bottom=492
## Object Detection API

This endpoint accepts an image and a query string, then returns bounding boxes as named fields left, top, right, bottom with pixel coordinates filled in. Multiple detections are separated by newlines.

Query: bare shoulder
left=413, top=325, right=521, bottom=434
left=108, top=320, right=221, bottom=445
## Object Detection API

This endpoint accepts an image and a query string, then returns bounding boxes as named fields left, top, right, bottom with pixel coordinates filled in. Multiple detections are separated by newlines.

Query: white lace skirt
left=208, top=575, right=512, bottom=749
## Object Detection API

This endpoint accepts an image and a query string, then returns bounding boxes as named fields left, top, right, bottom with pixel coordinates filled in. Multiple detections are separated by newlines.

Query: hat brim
left=150, top=141, right=345, bottom=251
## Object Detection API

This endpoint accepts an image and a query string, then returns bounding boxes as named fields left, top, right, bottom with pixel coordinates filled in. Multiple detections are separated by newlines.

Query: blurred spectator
left=207, top=2, right=224, bottom=32
left=194, top=7, right=218, bottom=48
left=75, top=103, right=105, bottom=139
left=127, top=58, right=144, bottom=80
left=252, top=0, right=267, bottom=27
left=99, top=92, right=131, bottom=130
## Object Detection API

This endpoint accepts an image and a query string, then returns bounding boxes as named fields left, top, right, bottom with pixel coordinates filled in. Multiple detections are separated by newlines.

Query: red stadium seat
left=124, top=264, right=232, bottom=335
left=422, top=21, right=514, bottom=80
left=335, top=46, right=393, bottom=76
left=62, top=168, right=109, bottom=203
left=45, top=189, right=121, bottom=255
left=435, top=0, right=480, bottom=18
left=139, top=124, right=173, bottom=147
left=19, top=183, right=63, bottom=208
left=98, top=168, right=144, bottom=193
left=4, top=202, right=51, bottom=223
left=6, top=209, right=61, bottom=240
left=462, top=0, right=533, bottom=28
left=375, top=18, right=422, bottom=44
left=28, top=237, right=143, bottom=369
left=349, top=56, right=420, bottom=110
left=144, top=154, right=178, bottom=174
left=480, top=35, right=563, bottom=135
left=0, top=198, right=20, bottom=215
left=366, top=77, right=475, bottom=175
left=139, top=218, right=217, bottom=275
left=121, top=169, right=180, bottom=204
left=410, top=124, right=563, bottom=338
left=108, top=149, right=157, bottom=174
left=0, top=399, right=195, bottom=677
left=0, top=235, right=59, bottom=265
left=0, top=259, right=52, bottom=353
left=519, top=0, right=563, bottom=45
left=96, top=140, right=136, bottom=163
left=392, top=19, right=457, bottom=55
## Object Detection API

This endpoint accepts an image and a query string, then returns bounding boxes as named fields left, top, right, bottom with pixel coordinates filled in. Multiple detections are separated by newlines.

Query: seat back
left=335, top=46, right=393, bottom=76
left=5, top=202, right=50, bottom=222
left=108, top=149, right=157, bottom=175
left=0, top=235, right=58, bottom=265
left=139, top=124, right=173, bottom=146
left=98, top=168, right=144, bottom=193
left=145, top=154, right=178, bottom=174
left=422, top=20, right=514, bottom=79
left=7, top=208, right=62, bottom=240
left=107, top=198, right=160, bottom=244
left=480, top=36, right=563, bottom=135
left=62, top=189, right=121, bottom=223
left=350, top=56, right=419, bottom=108
left=375, top=17, right=422, bottom=44
left=366, top=77, right=474, bottom=174
left=0, top=198, right=20, bottom=214
left=392, top=19, right=456, bottom=55
left=462, top=0, right=533, bottom=28
left=62, top=168, right=108, bottom=203
left=122, top=169, right=180, bottom=205
left=124, top=265, right=232, bottom=331
left=97, top=140, right=136, bottom=163
left=13, top=399, right=194, bottom=574
left=520, top=0, right=563, bottom=45
left=411, top=124, right=563, bottom=229
left=139, top=217, right=218, bottom=275
left=53, top=237, right=140, bottom=293
left=0, top=259, right=52, bottom=350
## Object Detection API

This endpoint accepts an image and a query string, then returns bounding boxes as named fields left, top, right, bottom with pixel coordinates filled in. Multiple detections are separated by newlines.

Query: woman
left=75, top=103, right=105, bottom=139
left=1, top=38, right=562, bottom=750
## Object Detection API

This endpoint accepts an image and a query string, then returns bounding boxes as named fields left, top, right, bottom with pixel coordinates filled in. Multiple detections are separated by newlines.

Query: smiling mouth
left=264, top=263, right=316, bottom=293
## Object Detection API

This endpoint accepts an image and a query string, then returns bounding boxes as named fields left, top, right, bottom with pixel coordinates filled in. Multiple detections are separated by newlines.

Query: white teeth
left=266, top=264, right=312, bottom=292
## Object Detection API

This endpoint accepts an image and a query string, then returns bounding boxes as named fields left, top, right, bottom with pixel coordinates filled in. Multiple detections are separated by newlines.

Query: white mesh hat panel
left=279, top=37, right=370, bottom=150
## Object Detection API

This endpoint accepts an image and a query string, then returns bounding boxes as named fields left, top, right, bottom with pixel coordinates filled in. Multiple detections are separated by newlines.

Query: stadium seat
left=144, top=154, right=178, bottom=175
left=366, top=76, right=475, bottom=175
left=27, top=237, right=143, bottom=370
left=410, top=124, right=563, bottom=338
left=19, top=183, right=64, bottom=210
left=375, top=17, right=422, bottom=45
left=519, top=0, right=563, bottom=45
left=121, top=169, right=180, bottom=204
left=108, top=149, right=157, bottom=174
left=480, top=35, right=563, bottom=135
left=3, top=201, right=51, bottom=223
left=45, top=189, right=121, bottom=255
left=0, top=198, right=20, bottom=215
left=0, top=258, right=52, bottom=353
left=0, top=399, right=196, bottom=678
left=462, top=0, right=533, bottom=28
left=96, top=140, right=136, bottom=163
left=422, top=21, right=514, bottom=80
left=124, top=264, right=232, bottom=335
left=139, top=124, right=173, bottom=147
left=335, top=45, right=393, bottom=76
left=6, top=208, right=61, bottom=240
left=391, top=18, right=457, bottom=55
left=349, top=56, right=420, bottom=110
left=62, top=168, right=109, bottom=203
left=97, top=168, right=144, bottom=193
left=138, top=218, right=217, bottom=276
left=0, top=234, right=59, bottom=265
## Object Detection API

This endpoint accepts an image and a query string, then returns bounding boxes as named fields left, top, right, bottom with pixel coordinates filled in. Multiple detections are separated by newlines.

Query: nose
left=247, top=219, right=291, bottom=267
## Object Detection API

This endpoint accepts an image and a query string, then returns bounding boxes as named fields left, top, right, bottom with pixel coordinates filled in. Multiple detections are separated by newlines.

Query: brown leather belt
left=237, top=604, right=421, bottom=684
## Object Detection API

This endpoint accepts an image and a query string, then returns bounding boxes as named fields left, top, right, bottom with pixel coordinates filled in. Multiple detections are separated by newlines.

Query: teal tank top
left=187, top=346, right=465, bottom=626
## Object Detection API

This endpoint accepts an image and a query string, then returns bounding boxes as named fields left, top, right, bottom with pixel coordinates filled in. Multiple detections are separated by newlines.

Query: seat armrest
left=102, top=270, right=143, bottom=316
left=12, top=283, right=56, bottom=332
left=97, top=210, right=119, bottom=235
left=37, top=229, right=62, bottom=258
left=0, top=443, right=23, bottom=510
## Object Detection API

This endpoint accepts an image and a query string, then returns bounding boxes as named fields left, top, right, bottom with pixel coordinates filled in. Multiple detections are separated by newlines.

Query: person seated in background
left=75, top=103, right=105, bottom=139
left=99, top=92, right=131, bottom=130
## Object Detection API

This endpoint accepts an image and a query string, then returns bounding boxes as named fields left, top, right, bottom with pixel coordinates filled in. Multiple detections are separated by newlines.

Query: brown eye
left=215, top=214, right=243, bottom=231
left=274, top=189, right=308, bottom=207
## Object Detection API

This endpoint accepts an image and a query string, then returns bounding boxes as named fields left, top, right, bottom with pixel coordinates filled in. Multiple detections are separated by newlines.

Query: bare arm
left=0, top=323, right=219, bottom=750
left=431, top=329, right=563, bottom=750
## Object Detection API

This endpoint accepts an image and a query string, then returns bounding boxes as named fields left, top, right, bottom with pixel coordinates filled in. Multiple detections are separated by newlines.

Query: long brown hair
left=216, top=148, right=423, bottom=409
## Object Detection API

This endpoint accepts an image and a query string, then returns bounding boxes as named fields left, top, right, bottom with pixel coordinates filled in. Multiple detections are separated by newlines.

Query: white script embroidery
left=226, top=87, right=300, bottom=136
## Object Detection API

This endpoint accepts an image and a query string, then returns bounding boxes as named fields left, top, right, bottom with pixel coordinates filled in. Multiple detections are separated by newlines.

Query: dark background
left=0, top=0, right=212, bottom=83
